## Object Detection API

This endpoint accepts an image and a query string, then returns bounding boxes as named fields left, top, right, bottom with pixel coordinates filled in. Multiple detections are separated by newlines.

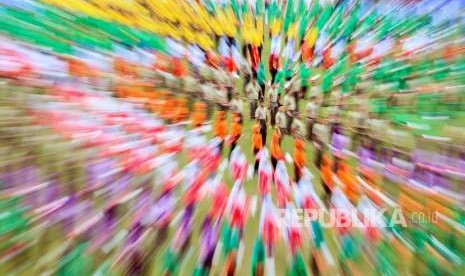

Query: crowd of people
left=0, top=0, right=464, bottom=276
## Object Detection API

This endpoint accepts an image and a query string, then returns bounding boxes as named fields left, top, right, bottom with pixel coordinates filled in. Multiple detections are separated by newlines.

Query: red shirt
left=251, top=46, right=260, bottom=70
left=224, top=56, right=236, bottom=73
left=269, top=53, right=279, bottom=71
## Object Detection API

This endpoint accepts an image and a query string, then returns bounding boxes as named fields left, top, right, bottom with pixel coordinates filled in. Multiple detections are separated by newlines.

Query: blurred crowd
left=0, top=0, right=464, bottom=275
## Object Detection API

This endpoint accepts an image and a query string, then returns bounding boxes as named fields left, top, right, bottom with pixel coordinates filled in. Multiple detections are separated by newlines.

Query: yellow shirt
left=242, top=27, right=252, bottom=44
left=287, top=23, right=298, bottom=39
left=270, top=19, right=282, bottom=36
left=182, top=27, right=195, bottom=44
left=305, top=27, right=319, bottom=47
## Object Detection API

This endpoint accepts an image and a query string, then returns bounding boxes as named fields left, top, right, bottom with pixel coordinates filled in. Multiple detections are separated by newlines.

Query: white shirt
left=313, top=123, right=329, bottom=143
left=246, top=82, right=260, bottom=100
left=271, top=35, right=282, bottom=55
left=218, top=36, right=230, bottom=58
left=165, top=38, right=186, bottom=58
left=201, top=83, right=216, bottom=101
left=215, top=88, right=228, bottom=104
left=268, top=87, right=279, bottom=103
left=305, top=102, right=318, bottom=118
left=275, top=111, right=287, bottom=128
left=292, top=119, right=306, bottom=138
left=230, top=99, right=243, bottom=114
left=255, top=106, right=267, bottom=120
left=283, top=94, right=296, bottom=111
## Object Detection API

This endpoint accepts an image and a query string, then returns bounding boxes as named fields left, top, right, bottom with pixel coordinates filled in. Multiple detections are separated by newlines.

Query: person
left=305, top=97, right=319, bottom=140
left=291, top=113, right=306, bottom=139
left=183, top=73, right=199, bottom=96
left=229, top=113, right=242, bottom=159
left=242, top=63, right=252, bottom=92
left=290, top=80, right=301, bottom=113
left=312, top=119, right=329, bottom=168
left=222, top=70, right=235, bottom=102
left=293, top=138, right=306, bottom=183
left=201, top=81, right=216, bottom=119
left=337, top=162, right=361, bottom=204
left=246, top=78, right=260, bottom=119
left=270, top=129, right=283, bottom=170
left=275, top=106, right=287, bottom=137
left=257, top=62, right=266, bottom=100
left=252, top=124, right=264, bottom=174
left=298, top=63, right=311, bottom=99
left=160, top=94, right=175, bottom=122
left=329, top=110, right=341, bottom=141
left=251, top=237, right=265, bottom=276
left=229, top=93, right=244, bottom=119
left=213, top=111, right=227, bottom=153
left=215, top=83, right=229, bottom=111
left=269, top=52, right=280, bottom=83
left=288, top=252, right=308, bottom=276
left=255, top=101, right=268, bottom=145
left=331, top=127, right=349, bottom=173
left=267, top=83, right=279, bottom=127
left=320, top=155, right=334, bottom=204
left=251, top=45, right=260, bottom=73
left=175, top=98, right=189, bottom=123
left=282, top=89, right=296, bottom=133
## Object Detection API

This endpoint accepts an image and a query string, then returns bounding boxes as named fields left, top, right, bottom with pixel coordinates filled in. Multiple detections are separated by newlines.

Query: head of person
left=322, top=155, right=332, bottom=166
left=338, top=161, right=349, bottom=173
left=295, top=138, right=304, bottom=149
left=259, top=101, right=265, bottom=107
left=253, top=123, right=260, bottom=133
left=273, top=129, right=281, bottom=140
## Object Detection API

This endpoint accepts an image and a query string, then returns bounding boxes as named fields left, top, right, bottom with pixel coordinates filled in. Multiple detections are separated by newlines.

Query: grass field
left=150, top=27, right=343, bottom=275
left=146, top=99, right=331, bottom=276
left=3, top=19, right=464, bottom=276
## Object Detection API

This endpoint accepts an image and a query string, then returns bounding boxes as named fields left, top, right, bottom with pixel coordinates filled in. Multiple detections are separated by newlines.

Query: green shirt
left=58, top=242, right=93, bottom=276
left=321, top=72, right=334, bottom=94
left=257, top=62, right=266, bottom=85
left=316, top=5, right=332, bottom=30
left=252, top=237, right=265, bottom=265
left=163, top=249, right=179, bottom=274
left=222, top=225, right=240, bottom=254
left=288, top=252, right=308, bottom=276
left=311, top=221, right=324, bottom=249
left=299, top=64, right=311, bottom=86
left=342, top=64, right=363, bottom=93
left=251, top=237, right=265, bottom=276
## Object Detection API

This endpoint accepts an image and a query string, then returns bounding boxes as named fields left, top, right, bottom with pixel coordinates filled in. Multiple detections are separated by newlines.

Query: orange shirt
left=231, top=121, right=242, bottom=139
left=338, top=164, right=360, bottom=203
left=214, top=118, right=227, bottom=140
left=270, top=132, right=283, bottom=160
left=162, top=98, right=176, bottom=120
left=191, top=111, right=206, bottom=127
left=320, top=155, right=333, bottom=190
left=172, top=57, right=188, bottom=77
left=176, top=106, right=189, bottom=122
left=321, top=166, right=333, bottom=190
left=322, top=48, right=334, bottom=69
left=252, top=125, right=263, bottom=150
left=301, top=42, right=313, bottom=63
left=293, top=139, right=306, bottom=168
